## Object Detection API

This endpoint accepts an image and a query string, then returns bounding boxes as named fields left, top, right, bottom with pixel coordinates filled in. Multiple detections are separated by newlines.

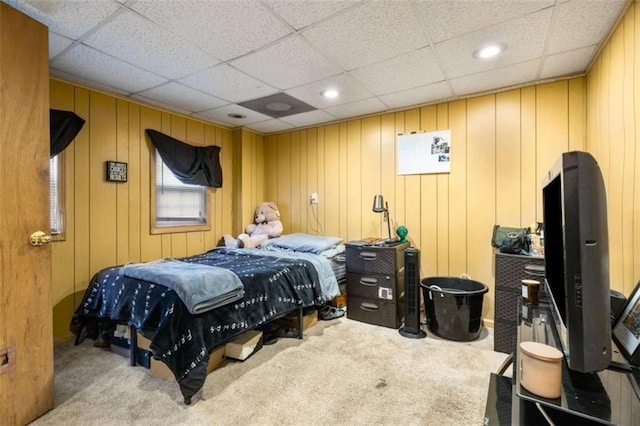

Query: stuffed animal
left=223, top=202, right=283, bottom=248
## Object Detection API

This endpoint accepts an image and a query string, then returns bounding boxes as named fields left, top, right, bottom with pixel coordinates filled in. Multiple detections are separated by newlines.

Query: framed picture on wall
left=106, top=161, right=127, bottom=182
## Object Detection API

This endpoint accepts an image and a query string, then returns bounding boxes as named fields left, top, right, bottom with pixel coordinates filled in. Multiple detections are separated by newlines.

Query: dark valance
left=50, top=109, right=85, bottom=158
left=146, top=129, right=223, bottom=188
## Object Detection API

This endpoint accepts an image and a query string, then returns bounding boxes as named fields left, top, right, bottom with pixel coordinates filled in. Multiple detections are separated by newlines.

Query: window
left=49, top=154, right=65, bottom=240
left=152, top=149, right=209, bottom=233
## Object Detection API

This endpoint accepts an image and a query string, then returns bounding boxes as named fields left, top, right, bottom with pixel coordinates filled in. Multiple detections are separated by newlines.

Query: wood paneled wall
left=49, top=80, right=248, bottom=339
left=50, top=0, right=640, bottom=334
left=587, top=0, right=640, bottom=297
left=233, top=128, right=266, bottom=233
left=266, top=79, right=587, bottom=322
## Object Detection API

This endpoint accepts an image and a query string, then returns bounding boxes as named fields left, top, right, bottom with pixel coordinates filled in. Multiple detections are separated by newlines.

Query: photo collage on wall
left=431, top=134, right=450, bottom=163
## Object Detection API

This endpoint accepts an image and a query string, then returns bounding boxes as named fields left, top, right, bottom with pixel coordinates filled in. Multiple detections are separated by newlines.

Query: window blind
left=50, top=156, right=61, bottom=234
left=155, top=150, right=206, bottom=227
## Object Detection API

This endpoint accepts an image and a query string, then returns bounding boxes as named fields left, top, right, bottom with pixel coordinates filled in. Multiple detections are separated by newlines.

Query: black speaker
left=399, top=247, right=426, bottom=338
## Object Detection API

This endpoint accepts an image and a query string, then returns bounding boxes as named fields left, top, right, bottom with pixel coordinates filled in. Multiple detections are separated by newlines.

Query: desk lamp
left=372, top=194, right=392, bottom=241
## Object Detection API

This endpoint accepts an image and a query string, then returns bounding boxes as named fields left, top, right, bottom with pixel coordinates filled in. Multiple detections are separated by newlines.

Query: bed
left=71, top=234, right=344, bottom=404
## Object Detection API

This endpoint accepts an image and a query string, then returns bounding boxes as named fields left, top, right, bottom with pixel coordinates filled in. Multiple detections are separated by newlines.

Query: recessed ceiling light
left=321, top=89, right=339, bottom=99
left=473, top=43, right=506, bottom=59
left=227, top=113, right=246, bottom=119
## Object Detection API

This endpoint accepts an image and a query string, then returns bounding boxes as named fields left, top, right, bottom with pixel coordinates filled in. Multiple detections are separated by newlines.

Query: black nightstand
left=345, top=240, right=409, bottom=328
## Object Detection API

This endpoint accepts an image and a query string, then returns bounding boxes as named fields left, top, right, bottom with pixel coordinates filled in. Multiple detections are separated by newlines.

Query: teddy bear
left=223, top=201, right=283, bottom=248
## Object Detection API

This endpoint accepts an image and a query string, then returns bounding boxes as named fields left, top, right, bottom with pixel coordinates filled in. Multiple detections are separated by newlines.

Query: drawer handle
left=359, top=277, right=378, bottom=286
left=360, top=302, right=379, bottom=311
left=359, top=251, right=377, bottom=261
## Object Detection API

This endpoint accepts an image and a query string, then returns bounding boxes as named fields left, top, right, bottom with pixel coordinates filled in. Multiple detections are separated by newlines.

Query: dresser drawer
left=346, top=272, right=397, bottom=301
left=346, top=295, right=403, bottom=329
left=345, top=245, right=403, bottom=274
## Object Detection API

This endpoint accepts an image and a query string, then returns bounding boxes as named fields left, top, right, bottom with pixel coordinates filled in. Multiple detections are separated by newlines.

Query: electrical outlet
left=309, top=192, right=318, bottom=204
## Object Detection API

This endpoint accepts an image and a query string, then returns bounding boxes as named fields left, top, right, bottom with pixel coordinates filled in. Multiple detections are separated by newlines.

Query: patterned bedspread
left=71, top=247, right=332, bottom=403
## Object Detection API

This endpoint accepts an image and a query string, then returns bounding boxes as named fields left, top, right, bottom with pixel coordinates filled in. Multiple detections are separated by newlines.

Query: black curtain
left=146, top=129, right=223, bottom=188
left=50, top=109, right=85, bottom=158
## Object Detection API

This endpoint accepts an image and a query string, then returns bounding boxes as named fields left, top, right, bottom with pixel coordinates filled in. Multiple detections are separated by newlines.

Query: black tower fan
left=399, top=247, right=426, bottom=338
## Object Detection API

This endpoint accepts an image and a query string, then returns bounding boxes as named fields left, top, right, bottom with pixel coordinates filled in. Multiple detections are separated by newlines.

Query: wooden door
left=0, top=3, right=53, bottom=425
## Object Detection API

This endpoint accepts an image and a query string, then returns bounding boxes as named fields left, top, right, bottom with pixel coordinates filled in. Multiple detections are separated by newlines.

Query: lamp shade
left=372, top=194, right=385, bottom=212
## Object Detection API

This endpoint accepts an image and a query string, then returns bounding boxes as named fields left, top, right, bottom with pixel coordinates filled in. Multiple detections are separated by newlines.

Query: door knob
left=29, top=231, right=51, bottom=246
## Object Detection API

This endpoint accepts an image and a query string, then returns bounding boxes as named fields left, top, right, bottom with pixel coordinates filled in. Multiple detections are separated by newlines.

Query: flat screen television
left=542, top=151, right=611, bottom=373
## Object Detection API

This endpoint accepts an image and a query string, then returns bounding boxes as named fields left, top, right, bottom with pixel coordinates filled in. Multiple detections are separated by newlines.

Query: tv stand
left=484, top=302, right=640, bottom=425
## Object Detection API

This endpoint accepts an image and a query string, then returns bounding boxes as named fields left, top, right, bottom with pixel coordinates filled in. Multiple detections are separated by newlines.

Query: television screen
left=542, top=151, right=611, bottom=373
left=543, top=174, right=566, bottom=322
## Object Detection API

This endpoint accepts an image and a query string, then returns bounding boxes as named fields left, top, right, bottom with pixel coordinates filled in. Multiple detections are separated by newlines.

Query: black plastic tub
left=420, top=276, right=489, bottom=341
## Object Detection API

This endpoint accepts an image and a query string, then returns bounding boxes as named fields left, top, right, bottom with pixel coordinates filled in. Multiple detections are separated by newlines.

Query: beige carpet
left=32, top=317, right=507, bottom=425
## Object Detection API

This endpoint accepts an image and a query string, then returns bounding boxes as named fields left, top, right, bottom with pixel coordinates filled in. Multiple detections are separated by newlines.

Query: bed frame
left=125, top=306, right=305, bottom=368
left=72, top=247, right=339, bottom=404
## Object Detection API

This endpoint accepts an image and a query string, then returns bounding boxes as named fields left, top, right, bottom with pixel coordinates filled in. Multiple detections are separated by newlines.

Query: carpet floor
left=31, top=317, right=507, bottom=425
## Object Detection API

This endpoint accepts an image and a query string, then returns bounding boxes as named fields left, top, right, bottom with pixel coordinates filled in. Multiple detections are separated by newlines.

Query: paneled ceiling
left=5, top=0, right=629, bottom=134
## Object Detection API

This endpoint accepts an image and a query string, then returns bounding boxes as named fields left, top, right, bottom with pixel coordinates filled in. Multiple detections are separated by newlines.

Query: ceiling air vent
left=238, top=93, right=316, bottom=118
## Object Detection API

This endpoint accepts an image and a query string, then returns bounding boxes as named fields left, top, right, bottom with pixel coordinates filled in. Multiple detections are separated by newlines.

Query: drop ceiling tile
left=540, top=45, right=597, bottom=79
left=179, top=64, right=278, bottom=103
left=414, top=0, right=554, bottom=44
left=195, top=104, right=272, bottom=126
left=350, top=47, right=444, bottom=96
left=324, top=98, right=387, bottom=120
left=279, top=110, right=337, bottom=127
left=231, top=35, right=341, bottom=90
left=194, top=116, right=236, bottom=129
left=188, top=114, right=235, bottom=128
left=285, top=73, right=371, bottom=108
left=83, top=9, right=217, bottom=80
left=302, top=1, right=428, bottom=70
left=10, top=0, right=120, bottom=40
left=49, top=32, right=73, bottom=59
left=51, top=44, right=167, bottom=93
left=129, top=94, right=194, bottom=117
left=185, top=110, right=233, bottom=127
left=546, top=0, right=628, bottom=55
left=50, top=68, right=129, bottom=97
left=129, top=0, right=292, bottom=61
left=263, top=0, right=362, bottom=29
left=13, top=0, right=626, bottom=129
left=436, top=7, right=552, bottom=80
left=245, top=119, right=295, bottom=134
left=450, top=59, right=540, bottom=97
left=379, top=81, right=452, bottom=110
left=136, top=82, right=228, bottom=113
